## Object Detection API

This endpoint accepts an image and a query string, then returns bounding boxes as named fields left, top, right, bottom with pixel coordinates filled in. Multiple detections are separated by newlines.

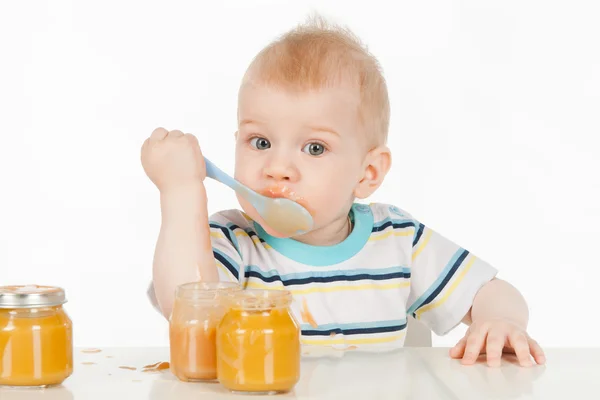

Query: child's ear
left=354, top=145, right=392, bottom=199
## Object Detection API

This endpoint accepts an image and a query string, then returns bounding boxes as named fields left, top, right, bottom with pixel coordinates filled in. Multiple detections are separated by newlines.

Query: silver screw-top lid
left=0, top=285, right=67, bottom=308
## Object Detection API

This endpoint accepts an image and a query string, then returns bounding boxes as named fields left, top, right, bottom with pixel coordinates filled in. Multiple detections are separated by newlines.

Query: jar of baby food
left=0, top=285, right=73, bottom=388
left=169, top=281, right=241, bottom=382
left=216, top=289, right=301, bottom=394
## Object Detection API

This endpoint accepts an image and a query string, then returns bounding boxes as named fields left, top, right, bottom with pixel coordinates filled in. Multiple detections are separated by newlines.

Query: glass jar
left=169, top=281, right=241, bottom=382
left=216, top=289, right=301, bottom=394
left=0, top=285, right=73, bottom=388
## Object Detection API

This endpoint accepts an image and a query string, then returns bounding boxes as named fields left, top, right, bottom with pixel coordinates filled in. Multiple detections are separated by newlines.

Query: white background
left=1, top=0, right=598, bottom=348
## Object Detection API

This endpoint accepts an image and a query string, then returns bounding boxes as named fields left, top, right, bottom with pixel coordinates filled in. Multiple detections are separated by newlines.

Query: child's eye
left=250, top=137, right=271, bottom=150
left=302, top=142, right=326, bottom=156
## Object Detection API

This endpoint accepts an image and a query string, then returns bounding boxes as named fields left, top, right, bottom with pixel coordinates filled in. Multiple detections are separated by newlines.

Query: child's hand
left=449, top=318, right=546, bottom=367
left=141, top=128, right=206, bottom=193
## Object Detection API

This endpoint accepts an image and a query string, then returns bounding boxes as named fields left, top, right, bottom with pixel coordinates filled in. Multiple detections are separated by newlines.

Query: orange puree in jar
left=217, top=289, right=300, bottom=394
left=170, top=320, right=217, bottom=380
left=0, top=285, right=73, bottom=387
left=169, top=281, right=240, bottom=382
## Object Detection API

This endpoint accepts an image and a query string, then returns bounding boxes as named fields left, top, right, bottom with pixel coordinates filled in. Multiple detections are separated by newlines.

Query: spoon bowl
left=204, top=157, right=313, bottom=236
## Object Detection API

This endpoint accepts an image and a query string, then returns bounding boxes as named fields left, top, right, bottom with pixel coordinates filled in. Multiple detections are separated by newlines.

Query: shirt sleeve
left=406, top=219, right=498, bottom=336
left=208, top=212, right=247, bottom=286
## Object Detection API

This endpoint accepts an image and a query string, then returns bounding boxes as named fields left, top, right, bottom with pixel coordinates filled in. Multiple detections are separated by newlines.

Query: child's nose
left=264, top=159, right=299, bottom=182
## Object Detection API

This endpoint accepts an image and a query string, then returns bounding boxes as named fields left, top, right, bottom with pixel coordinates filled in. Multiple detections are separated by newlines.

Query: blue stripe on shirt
left=226, top=223, right=267, bottom=244
left=301, top=319, right=407, bottom=336
left=412, top=223, right=425, bottom=246
left=213, top=247, right=240, bottom=281
left=209, top=223, right=241, bottom=254
left=372, top=217, right=416, bottom=232
left=244, top=265, right=411, bottom=285
left=210, top=222, right=267, bottom=252
left=407, top=248, right=469, bottom=317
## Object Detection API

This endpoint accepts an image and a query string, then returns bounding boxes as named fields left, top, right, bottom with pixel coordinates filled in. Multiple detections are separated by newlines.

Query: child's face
left=234, top=81, right=370, bottom=238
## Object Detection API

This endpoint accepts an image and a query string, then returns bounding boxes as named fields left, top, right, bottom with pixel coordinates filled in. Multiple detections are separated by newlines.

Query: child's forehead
left=238, top=80, right=360, bottom=117
left=237, top=81, right=370, bottom=147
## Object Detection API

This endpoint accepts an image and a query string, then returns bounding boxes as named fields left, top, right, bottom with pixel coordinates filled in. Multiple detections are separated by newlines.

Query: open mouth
left=260, top=186, right=311, bottom=213
left=261, top=186, right=297, bottom=200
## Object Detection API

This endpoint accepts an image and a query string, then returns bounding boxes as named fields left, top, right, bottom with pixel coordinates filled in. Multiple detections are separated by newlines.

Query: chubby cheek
left=308, top=187, right=353, bottom=225
left=233, top=163, right=251, bottom=185
left=233, top=158, right=263, bottom=195
left=234, top=146, right=257, bottom=180
left=303, top=173, right=356, bottom=224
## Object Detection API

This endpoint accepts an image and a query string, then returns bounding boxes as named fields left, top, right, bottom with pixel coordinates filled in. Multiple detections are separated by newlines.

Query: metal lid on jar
left=0, top=285, right=67, bottom=308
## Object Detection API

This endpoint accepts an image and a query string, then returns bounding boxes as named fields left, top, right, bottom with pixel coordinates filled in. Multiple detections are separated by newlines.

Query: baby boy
left=141, top=16, right=545, bottom=367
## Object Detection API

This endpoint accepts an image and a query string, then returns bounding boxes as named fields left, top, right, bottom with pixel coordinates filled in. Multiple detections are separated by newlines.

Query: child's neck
left=291, top=214, right=351, bottom=247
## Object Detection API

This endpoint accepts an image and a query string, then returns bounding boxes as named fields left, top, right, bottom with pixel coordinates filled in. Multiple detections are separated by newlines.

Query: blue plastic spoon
left=204, top=157, right=313, bottom=236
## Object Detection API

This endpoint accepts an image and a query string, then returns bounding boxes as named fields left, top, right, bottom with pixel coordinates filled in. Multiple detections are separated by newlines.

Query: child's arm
left=401, top=205, right=545, bottom=368
left=463, top=278, right=528, bottom=328
left=153, top=184, right=218, bottom=318
left=450, top=278, right=546, bottom=367
left=141, top=128, right=218, bottom=319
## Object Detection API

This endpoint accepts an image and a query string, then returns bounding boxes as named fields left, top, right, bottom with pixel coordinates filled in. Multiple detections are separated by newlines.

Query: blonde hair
left=241, top=15, right=390, bottom=146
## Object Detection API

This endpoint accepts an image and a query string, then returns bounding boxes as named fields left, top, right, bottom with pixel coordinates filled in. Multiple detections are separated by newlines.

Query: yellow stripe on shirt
left=412, top=229, right=433, bottom=261
left=210, top=230, right=248, bottom=239
left=368, top=229, right=414, bottom=242
left=301, top=331, right=406, bottom=346
left=216, top=260, right=234, bottom=280
left=415, top=255, right=477, bottom=319
left=242, top=212, right=252, bottom=221
left=245, top=280, right=410, bottom=295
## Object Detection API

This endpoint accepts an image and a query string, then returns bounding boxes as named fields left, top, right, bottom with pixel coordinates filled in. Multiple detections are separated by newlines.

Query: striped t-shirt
left=206, top=202, right=497, bottom=349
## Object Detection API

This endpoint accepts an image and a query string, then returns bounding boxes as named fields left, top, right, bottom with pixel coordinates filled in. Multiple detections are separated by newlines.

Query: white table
left=0, top=347, right=597, bottom=399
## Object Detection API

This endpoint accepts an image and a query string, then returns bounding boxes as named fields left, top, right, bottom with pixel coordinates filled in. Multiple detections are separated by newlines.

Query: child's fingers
left=141, top=137, right=150, bottom=153
left=461, top=328, right=488, bottom=365
left=150, top=127, right=168, bottom=142
left=509, top=331, right=533, bottom=367
left=449, top=336, right=468, bottom=358
left=167, top=129, right=184, bottom=138
left=484, top=329, right=505, bottom=367
left=528, top=338, right=546, bottom=365
left=184, top=133, right=200, bottom=148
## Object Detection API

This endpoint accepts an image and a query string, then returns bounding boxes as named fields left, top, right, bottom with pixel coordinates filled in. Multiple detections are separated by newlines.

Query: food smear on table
left=81, top=362, right=96, bottom=365
left=81, top=348, right=102, bottom=354
left=119, top=366, right=137, bottom=371
left=142, top=361, right=170, bottom=373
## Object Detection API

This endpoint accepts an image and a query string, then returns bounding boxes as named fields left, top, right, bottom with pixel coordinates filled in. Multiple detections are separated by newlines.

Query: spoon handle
left=204, top=156, right=254, bottom=199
